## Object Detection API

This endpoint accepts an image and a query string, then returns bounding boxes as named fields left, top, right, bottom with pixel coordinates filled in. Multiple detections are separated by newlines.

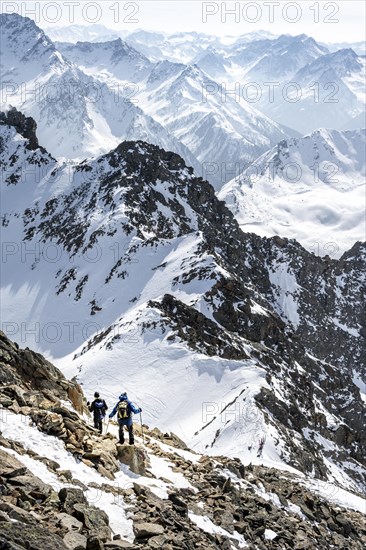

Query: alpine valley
left=0, top=12, right=365, bottom=550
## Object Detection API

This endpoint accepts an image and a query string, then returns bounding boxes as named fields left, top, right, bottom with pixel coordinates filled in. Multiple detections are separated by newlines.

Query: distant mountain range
left=1, top=13, right=364, bottom=249
left=219, top=128, right=366, bottom=256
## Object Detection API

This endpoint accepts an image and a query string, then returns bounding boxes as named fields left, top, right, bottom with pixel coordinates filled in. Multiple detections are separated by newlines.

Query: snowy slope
left=219, top=128, right=366, bottom=256
left=1, top=116, right=365, bottom=493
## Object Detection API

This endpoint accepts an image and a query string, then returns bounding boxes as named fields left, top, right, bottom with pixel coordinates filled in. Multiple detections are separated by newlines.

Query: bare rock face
left=117, top=444, right=151, bottom=475
left=0, top=107, right=42, bottom=151
left=0, top=331, right=83, bottom=408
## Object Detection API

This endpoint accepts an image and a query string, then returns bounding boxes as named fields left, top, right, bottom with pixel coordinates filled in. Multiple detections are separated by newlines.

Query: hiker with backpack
left=87, top=392, right=108, bottom=434
left=109, top=392, right=142, bottom=445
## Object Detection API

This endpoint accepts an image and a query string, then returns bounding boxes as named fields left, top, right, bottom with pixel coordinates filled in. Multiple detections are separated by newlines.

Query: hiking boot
left=129, top=440, right=134, bottom=445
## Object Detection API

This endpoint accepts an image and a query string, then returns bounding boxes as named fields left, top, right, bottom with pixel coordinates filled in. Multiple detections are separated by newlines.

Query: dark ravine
left=0, top=332, right=366, bottom=550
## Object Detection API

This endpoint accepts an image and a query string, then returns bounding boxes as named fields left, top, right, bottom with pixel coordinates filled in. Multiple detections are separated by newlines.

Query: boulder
left=0, top=522, right=68, bottom=549
left=64, top=531, right=88, bottom=550
left=56, top=512, right=83, bottom=532
left=133, top=522, right=165, bottom=539
left=7, top=473, right=51, bottom=500
left=59, top=487, right=88, bottom=515
left=73, top=504, right=111, bottom=542
left=68, top=383, right=84, bottom=414
left=86, top=535, right=105, bottom=550
left=0, top=501, right=40, bottom=524
left=117, top=445, right=150, bottom=475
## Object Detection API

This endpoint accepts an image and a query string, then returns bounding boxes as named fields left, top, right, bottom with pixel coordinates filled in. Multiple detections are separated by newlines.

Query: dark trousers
left=94, top=419, right=103, bottom=433
left=119, top=423, right=134, bottom=444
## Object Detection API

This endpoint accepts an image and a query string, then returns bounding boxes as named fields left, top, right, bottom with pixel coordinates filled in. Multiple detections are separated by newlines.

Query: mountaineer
left=109, top=392, right=142, bottom=445
left=87, top=392, right=108, bottom=433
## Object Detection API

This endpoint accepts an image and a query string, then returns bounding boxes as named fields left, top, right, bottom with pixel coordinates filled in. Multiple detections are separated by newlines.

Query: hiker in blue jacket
left=109, top=392, right=141, bottom=445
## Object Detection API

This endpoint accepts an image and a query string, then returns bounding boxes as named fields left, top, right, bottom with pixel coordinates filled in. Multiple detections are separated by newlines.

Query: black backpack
left=94, top=400, right=106, bottom=419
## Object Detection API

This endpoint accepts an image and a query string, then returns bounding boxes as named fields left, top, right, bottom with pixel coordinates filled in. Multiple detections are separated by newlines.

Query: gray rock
left=59, top=487, right=88, bottom=514
left=56, top=512, right=83, bottom=532
left=7, top=474, right=51, bottom=500
left=86, top=535, right=105, bottom=550
left=0, top=522, right=68, bottom=549
left=64, top=531, right=88, bottom=550
left=133, top=522, right=165, bottom=539
left=0, top=501, right=39, bottom=524
left=73, top=504, right=111, bottom=542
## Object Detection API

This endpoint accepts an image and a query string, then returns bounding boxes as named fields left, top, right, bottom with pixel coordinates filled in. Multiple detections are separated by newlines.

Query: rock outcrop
left=0, top=107, right=44, bottom=152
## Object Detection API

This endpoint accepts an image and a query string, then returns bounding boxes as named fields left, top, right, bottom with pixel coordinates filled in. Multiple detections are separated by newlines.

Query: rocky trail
left=0, top=331, right=365, bottom=549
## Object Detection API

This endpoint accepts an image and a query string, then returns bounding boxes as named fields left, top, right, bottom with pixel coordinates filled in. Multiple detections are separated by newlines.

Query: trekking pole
left=139, top=411, right=145, bottom=445
left=105, top=417, right=110, bottom=435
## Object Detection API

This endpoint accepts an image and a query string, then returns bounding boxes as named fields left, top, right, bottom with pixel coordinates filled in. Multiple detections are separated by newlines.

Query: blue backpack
left=94, top=400, right=106, bottom=419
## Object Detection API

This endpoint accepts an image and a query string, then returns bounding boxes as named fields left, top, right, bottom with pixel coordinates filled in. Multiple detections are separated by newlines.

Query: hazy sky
left=2, top=1, right=366, bottom=42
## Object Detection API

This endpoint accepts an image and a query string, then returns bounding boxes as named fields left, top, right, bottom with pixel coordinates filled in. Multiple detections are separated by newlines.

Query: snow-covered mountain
left=139, top=62, right=291, bottom=189
left=228, top=33, right=329, bottom=81
left=192, top=35, right=365, bottom=134
left=3, top=13, right=363, bottom=195
left=0, top=11, right=68, bottom=83
left=0, top=14, right=199, bottom=169
left=324, top=40, right=366, bottom=56
left=56, top=38, right=152, bottom=83
left=265, top=48, right=366, bottom=133
left=119, top=30, right=279, bottom=64
left=0, top=14, right=295, bottom=186
left=219, top=128, right=366, bottom=256
left=45, top=23, right=124, bottom=43
left=1, top=112, right=365, bottom=499
left=36, top=23, right=366, bottom=138
left=191, top=47, right=231, bottom=80
left=123, top=30, right=227, bottom=64
left=52, top=32, right=292, bottom=189
left=1, top=9, right=366, bottom=499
